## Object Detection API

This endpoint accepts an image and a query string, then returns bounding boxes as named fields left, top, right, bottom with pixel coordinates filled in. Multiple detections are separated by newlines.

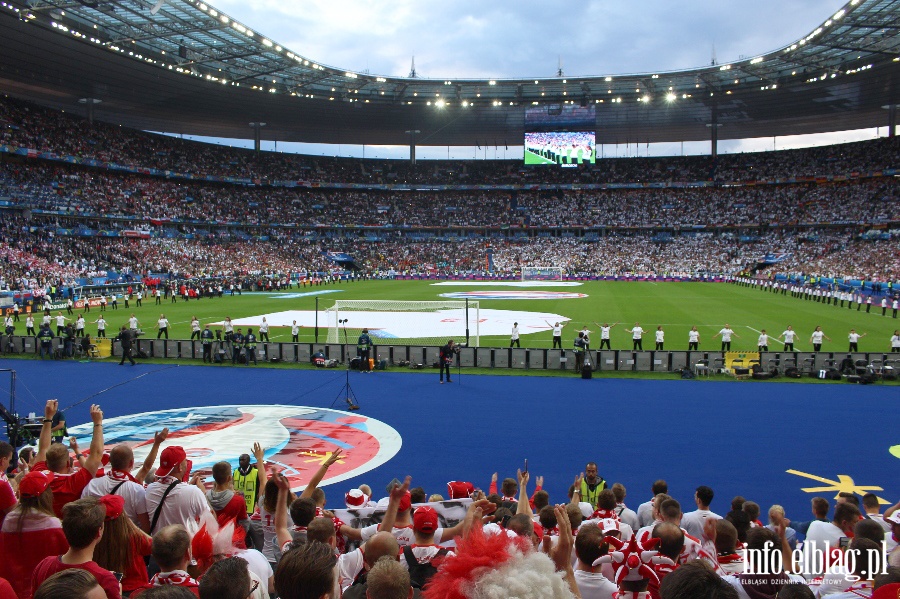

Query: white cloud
left=210, top=0, right=847, bottom=78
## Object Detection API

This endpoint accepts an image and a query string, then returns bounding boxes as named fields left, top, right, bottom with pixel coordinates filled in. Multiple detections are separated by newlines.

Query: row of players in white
left=738, top=278, right=899, bottom=309
left=553, top=322, right=900, bottom=350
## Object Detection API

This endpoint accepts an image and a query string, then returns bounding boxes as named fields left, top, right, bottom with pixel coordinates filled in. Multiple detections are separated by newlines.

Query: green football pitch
left=524, top=148, right=595, bottom=165
left=79, top=280, right=899, bottom=355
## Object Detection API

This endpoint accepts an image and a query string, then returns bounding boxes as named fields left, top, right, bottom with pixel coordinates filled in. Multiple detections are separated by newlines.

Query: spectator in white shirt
left=681, top=486, right=721, bottom=540
left=573, top=523, right=618, bottom=599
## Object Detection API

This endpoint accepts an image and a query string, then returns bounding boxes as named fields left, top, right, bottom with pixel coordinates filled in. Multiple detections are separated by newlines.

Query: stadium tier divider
left=3, top=335, right=896, bottom=377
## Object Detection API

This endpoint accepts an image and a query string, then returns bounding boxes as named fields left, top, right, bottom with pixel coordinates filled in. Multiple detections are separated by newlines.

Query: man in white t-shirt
left=573, top=523, right=617, bottom=599
left=810, top=326, right=831, bottom=352
left=802, top=502, right=861, bottom=578
left=861, top=493, right=896, bottom=552
left=145, top=445, right=212, bottom=533
left=291, top=321, right=300, bottom=343
left=128, top=313, right=140, bottom=332
left=636, top=480, right=668, bottom=528
left=545, top=320, right=567, bottom=350
left=713, top=324, right=739, bottom=351
left=848, top=329, right=867, bottom=353
left=627, top=323, right=644, bottom=351
left=510, top=323, right=520, bottom=348
left=82, top=428, right=169, bottom=531
left=688, top=326, right=700, bottom=351
left=680, top=485, right=720, bottom=540
left=757, top=329, right=769, bottom=352
left=259, top=318, right=270, bottom=342
left=654, top=327, right=665, bottom=351
left=157, top=314, right=170, bottom=339
left=397, top=506, right=458, bottom=574
left=610, top=483, right=640, bottom=531
left=94, top=316, right=107, bottom=338
left=594, top=322, right=618, bottom=350
left=55, top=312, right=68, bottom=335
left=778, top=325, right=798, bottom=352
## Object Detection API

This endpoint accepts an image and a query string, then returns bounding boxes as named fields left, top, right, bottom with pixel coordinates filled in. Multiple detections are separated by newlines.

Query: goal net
left=324, top=300, right=480, bottom=347
left=522, top=266, right=565, bottom=281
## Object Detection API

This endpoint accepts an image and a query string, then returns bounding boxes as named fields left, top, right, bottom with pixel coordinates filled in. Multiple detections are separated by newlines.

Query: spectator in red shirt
left=32, top=400, right=106, bottom=518
left=0, top=441, right=16, bottom=527
left=34, top=569, right=107, bottom=599
left=94, top=495, right=152, bottom=596
left=0, top=470, right=69, bottom=599
left=204, top=462, right=249, bottom=531
left=32, top=496, right=122, bottom=599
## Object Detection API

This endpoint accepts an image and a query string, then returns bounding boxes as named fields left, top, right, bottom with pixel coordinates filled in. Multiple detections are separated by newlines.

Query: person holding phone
left=93, top=494, right=152, bottom=596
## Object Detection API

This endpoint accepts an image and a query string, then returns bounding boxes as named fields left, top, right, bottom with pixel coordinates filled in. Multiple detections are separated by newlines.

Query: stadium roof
left=0, top=0, right=899, bottom=147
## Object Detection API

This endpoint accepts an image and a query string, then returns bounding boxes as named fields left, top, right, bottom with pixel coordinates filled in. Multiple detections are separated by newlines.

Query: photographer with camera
left=439, top=339, right=457, bottom=384
left=356, top=327, right=373, bottom=373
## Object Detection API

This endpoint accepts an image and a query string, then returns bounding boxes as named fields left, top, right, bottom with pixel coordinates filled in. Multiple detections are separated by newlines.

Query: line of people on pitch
left=556, top=322, right=900, bottom=371
left=735, top=277, right=900, bottom=317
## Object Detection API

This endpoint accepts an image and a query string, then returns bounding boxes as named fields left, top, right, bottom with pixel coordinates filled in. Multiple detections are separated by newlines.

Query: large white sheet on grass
left=430, top=281, right=582, bottom=287
left=212, top=308, right=567, bottom=339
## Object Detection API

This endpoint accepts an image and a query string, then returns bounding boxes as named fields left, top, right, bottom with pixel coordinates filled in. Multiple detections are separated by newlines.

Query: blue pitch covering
left=1, top=358, right=897, bottom=520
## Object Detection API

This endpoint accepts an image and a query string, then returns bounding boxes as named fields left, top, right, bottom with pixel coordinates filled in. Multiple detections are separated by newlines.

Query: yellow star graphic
left=786, top=469, right=889, bottom=504
left=300, top=450, right=345, bottom=466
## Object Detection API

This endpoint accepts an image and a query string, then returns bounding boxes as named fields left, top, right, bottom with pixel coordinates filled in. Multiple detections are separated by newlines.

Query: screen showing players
left=524, top=131, right=595, bottom=165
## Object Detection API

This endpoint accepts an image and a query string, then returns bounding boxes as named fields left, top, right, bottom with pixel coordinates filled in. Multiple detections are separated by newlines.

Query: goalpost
left=324, top=300, right=480, bottom=347
left=521, top=266, right=566, bottom=281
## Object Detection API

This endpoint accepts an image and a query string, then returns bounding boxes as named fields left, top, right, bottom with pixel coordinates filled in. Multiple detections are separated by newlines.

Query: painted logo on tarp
left=69, top=405, right=401, bottom=492
left=438, top=291, right=588, bottom=300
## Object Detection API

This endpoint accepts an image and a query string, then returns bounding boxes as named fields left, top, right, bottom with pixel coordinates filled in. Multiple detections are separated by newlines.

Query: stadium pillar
left=884, top=104, right=899, bottom=138
left=707, top=104, right=721, bottom=158
left=249, top=122, right=266, bottom=152
left=78, top=98, right=101, bottom=125
left=405, top=129, right=420, bottom=165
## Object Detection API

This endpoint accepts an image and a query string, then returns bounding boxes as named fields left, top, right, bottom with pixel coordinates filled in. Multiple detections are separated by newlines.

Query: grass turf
left=72, top=280, right=899, bottom=355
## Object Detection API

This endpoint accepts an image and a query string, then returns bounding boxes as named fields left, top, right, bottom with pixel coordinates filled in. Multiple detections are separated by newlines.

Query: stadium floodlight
left=666, top=93, right=676, bottom=102
left=435, top=99, right=445, bottom=108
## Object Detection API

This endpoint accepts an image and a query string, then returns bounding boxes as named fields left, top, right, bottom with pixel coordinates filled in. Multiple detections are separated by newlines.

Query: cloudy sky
left=209, top=0, right=847, bottom=79
left=182, top=0, right=881, bottom=158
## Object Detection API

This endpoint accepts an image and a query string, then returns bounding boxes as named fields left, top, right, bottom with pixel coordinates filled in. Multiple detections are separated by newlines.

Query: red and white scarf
left=151, top=571, right=198, bottom=587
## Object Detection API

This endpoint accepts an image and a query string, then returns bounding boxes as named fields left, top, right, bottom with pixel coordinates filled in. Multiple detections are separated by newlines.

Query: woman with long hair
left=0, top=471, right=69, bottom=598
left=259, top=477, right=293, bottom=567
left=93, top=494, right=151, bottom=596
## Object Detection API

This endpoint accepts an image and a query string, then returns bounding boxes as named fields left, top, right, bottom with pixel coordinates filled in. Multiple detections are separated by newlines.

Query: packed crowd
left=0, top=399, right=898, bottom=599
left=1, top=220, right=898, bottom=296
left=2, top=159, right=899, bottom=229
left=3, top=96, right=900, bottom=184
left=1, top=95, right=899, bottom=293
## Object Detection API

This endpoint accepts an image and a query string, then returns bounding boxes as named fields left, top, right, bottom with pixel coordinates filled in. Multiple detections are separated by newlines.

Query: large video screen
left=524, top=131, right=595, bottom=165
